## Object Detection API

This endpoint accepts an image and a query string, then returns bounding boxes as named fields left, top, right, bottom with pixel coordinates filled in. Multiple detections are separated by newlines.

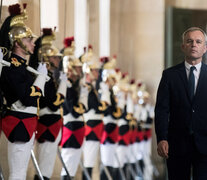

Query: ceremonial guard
left=29, top=28, right=67, bottom=180
left=125, top=80, right=139, bottom=178
left=81, top=50, right=109, bottom=180
left=0, top=4, right=48, bottom=179
left=139, top=90, right=154, bottom=180
left=100, top=57, right=122, bottom=179
left=60, top=37, right=85, bottom=180
left=115, top=71, right=131, bottom=179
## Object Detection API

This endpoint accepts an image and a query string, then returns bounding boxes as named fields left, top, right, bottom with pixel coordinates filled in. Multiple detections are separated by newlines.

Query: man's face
left=91, top=69, right=99, bottom=80
left=48, top=56, right=61, bottom=69
left=74, top=66, right=83, bottom=77
left=21, top=37, right=35, bottom=54
left=182, top=30, right=207, bottom=62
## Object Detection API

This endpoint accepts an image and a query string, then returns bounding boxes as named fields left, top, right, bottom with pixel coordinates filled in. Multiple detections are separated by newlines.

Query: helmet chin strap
left=16, top=39, right=32, bottom=55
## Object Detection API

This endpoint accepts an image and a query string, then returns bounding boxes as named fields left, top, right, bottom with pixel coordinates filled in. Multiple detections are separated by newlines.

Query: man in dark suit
left=155, top=27, right=207, bottom=180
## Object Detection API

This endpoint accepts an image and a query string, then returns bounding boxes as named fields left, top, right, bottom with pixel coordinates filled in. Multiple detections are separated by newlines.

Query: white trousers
left=100, top=143, right=119, bottom=168
left=8, top=133, right=35, bottom=180
left=36, top=130, right=61, bottom=178
left=61, top=147, right=82, bottom=177
left=116, top=145, right=128, bottom=168
left=83, top=140, right=100, bottom=168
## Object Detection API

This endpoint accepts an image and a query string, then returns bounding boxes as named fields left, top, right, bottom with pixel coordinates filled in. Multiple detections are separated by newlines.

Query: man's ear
left=204, top=45, right=207, bottom=54
left=14, top=41, right=20, bottom=48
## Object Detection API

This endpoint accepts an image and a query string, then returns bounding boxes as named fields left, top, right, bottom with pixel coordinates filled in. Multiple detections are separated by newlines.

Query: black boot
left=34, top=174, right=50, bottom=180
left=100, top=166, right=113, bottom=180
left=61, top=175, right=73, bottom=180
left=34, top=175, right=39, bottom=180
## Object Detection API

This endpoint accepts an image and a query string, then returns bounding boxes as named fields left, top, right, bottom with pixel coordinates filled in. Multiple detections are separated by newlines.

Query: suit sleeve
left=155, top=70, right=170, bottom=143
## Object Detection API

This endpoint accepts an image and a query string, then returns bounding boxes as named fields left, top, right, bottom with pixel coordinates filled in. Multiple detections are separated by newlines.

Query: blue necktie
left=188, top=66, right=196, bottom=101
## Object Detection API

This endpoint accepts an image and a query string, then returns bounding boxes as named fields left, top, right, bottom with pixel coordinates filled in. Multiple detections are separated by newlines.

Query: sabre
left=31, top=150, right=44, bottom=180
left=125, top=152, right=139, bottom=180
left=57, top=147, right=71, bottom=180
left=0, top=163, right=5, bottom=180
left=114, top=152, right=126, bottom=180
left=79, top=160, right=91, bottom=180
left=100, top=161, right=113, bottom=180
left=129, top=146, right=144, bottom=178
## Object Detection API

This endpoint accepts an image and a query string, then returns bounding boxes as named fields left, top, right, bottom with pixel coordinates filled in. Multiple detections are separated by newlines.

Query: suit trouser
left=8, top=133, right=35, bottom=180
left=167, top=136, right=207, bottom=180
left=36, top=130, right=62, bottom=178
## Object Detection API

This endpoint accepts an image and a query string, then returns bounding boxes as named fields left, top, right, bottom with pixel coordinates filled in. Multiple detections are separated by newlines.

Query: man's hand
left=157, top=140, right=169, bottom=159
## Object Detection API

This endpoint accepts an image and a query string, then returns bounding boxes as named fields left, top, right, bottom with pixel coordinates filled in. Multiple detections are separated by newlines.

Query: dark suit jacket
left=155, top=61, right=207, bottom=156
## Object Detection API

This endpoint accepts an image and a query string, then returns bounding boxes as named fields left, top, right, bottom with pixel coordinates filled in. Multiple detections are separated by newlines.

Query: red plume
left=137, top=82, right=142, bottom=87
left=23, top=3, right=27, bottom=9
left=8, top=4, right=21, bottom=16
left=113, top=54, right=117, bottom=59
left=115, top=68, right=120, bottom=73
left=100, top=56, right=109, bottom=63
left=88, top=44, right=93, bottom=50
left=130, top=79, right=135, bottom=84
left=83, top=47, right=87, bottom=53
left=122, top=72, right=128, bottom=79
left=64, top=37, right=74, bottom=48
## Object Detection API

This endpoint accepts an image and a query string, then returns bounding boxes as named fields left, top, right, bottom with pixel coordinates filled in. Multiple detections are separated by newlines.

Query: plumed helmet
left=40, top=28, right=62, bottom=61
left=63, top=36, right=75, bottom=56
left=82, top=45, right=100, bottom=70
left=29, top=28, right=62, bottom=69
left=62, top=36, right=82, bottom=75
left=0, top=3, right=36, bottom=59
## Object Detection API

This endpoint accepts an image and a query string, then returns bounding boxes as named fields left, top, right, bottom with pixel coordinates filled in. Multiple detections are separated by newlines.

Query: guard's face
left=74, top=66, right=83, bottom=77
left=21, top=37, right=35, bottom=54
left=91, top=69, right=99, bottom=80
left=48, top=56, right=61, bottom=69
left=182, top=30, right=207, bottom=62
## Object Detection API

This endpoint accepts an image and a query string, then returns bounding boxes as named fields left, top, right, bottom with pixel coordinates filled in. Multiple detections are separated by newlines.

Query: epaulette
left=98, top=101, right=108, bottom=111
left=53, top=93, right=65, bottom=106
left=113, top=107, right=122, bottom=118
left=129, top=118, right=137, bottom=128
left=30, top=86, right=41, bottom=97
left=73, top=103, right=85, bottom=114
left=125, top=113, right=133, bottom=121
left=11, top=57, right=22, bottom=67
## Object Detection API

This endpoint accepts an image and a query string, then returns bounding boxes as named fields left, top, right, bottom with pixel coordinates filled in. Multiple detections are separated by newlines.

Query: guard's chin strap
left=16, top=39, right=31, bottom=55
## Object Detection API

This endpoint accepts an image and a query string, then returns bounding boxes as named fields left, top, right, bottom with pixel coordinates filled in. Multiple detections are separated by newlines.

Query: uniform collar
left=11, top=53, right=27, bottom=65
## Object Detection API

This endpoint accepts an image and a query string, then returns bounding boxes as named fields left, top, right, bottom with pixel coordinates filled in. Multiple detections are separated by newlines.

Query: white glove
left=100, top=81, right=109, bottom=91
left=59, top=72, right=68, bottom=82
left=59, top=71, right=72, bottom=88
left=37, top=63, right=48, bottom=76
left=57, top=72, right=68, bottom=97
left=117, top=91, right=126, bottom=110
left=100, top=82, right=111, bottom=105
left=79, top=85, right=89, bottom=109
left=126, top=93, right=134, bottom=114
left=33, top=63, right=48, bottom=96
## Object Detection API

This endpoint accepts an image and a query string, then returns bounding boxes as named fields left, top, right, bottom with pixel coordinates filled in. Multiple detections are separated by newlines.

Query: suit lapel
left=177, top=62, right=190, bottom=100
left=194, top=62, right=207, bottom=100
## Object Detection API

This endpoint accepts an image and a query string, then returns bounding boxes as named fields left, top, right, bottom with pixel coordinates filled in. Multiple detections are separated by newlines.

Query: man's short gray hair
left=182, top=27, right=207, bottom=44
